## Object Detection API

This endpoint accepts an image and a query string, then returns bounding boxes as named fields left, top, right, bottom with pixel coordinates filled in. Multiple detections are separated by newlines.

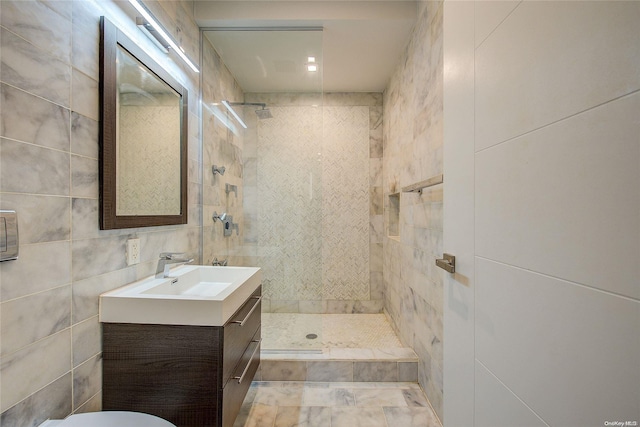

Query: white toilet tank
left=39, top=411, right=176, bottom=427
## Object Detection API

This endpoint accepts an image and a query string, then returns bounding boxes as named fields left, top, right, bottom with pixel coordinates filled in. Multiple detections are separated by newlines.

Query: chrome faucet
left=156, top=252, right=194, bottom=278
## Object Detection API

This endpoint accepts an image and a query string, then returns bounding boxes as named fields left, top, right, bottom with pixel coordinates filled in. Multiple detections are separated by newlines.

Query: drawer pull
left=233, top=339, right=261, bottom=384
left=231, top=296, right=262, bottom=327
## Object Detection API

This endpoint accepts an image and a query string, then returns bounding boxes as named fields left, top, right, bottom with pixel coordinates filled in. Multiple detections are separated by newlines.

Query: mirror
left=99, top=17, right=187, bottom=229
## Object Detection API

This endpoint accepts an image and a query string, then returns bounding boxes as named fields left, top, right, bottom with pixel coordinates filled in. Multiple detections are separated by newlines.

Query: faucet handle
left=159, top=252, right=187, bottom=260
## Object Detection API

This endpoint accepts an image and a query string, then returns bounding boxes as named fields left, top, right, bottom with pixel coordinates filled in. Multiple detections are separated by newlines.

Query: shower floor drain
left=305, top=334, right=318, bottom=340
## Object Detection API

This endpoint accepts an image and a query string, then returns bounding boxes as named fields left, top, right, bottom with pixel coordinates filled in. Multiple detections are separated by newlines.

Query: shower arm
left=227, top=101, right=268, bottom=109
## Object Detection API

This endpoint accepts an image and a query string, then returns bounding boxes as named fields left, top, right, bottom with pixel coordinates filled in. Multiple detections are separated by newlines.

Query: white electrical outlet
left=126, top=238, right=140, bottom=265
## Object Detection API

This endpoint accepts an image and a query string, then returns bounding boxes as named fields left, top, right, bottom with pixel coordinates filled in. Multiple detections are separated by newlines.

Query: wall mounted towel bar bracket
left=402, top=174, right=443, bottom=194
left=436, top=253, right=455, bottom=273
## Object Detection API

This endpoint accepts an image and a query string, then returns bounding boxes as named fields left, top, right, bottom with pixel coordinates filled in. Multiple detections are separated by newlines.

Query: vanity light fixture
left=221, top=100, right=248, bottom=129
left=136, top=17, right=169, bottom=53
left=129, top=0, right=199, bottom=73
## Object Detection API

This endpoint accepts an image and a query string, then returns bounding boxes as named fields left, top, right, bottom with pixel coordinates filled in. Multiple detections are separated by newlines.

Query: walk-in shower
left=201, top=28, right=389, bottom=354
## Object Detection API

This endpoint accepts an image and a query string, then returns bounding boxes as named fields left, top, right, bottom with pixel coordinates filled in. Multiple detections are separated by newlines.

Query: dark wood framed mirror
left=99, top=16, right=187, bottom=230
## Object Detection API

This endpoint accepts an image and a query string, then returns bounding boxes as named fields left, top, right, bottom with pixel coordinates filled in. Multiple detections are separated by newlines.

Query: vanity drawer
left=222, top=286, right=261, bottom=385
left=222, top=327, right=261, bottom=427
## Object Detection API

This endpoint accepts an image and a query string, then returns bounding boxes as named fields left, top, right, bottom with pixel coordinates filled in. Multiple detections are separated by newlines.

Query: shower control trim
left=436, top=253, right=455, bottom=273
left=225, top=183, right=238, bottom=196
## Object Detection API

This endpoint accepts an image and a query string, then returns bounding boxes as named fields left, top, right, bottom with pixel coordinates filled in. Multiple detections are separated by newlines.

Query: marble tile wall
left=201, top=35, right=245, bottom=268
left=382, top=1, right=444, bottom=421
left=0, top=1, right=201, bottom=426
left=241, top=93, right=383, bottom=314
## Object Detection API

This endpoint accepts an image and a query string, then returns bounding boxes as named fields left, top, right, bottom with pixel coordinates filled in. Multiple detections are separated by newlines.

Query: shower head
left=255, top=107, right=273, bottom=120
left=225, top=101, right=273, bottom=120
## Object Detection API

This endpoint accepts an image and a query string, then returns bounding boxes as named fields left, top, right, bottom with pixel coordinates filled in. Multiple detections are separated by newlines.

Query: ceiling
left=196, top=1, right=418, bottom=93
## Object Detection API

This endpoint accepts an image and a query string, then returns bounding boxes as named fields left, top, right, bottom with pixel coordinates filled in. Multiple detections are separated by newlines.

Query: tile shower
left=201, top=1, right=444, bottom=421
left=241, top=93, right=384, bottom=316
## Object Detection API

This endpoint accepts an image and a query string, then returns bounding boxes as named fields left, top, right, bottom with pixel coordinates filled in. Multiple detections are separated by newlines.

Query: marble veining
left=0, top=285, right=71, bottom=356
left=1, top=138, right=70, bottom=196
left=0, top=240, right=71, bottom=302
left=72, top=354, right=101, bottom=409
left=383, top=1, right=444, bottom=419
left=0, top=373, right=71, bottom=427
left=0, top=27, right=71, bottom=108
left=0, top=0, right=72, bottom=63
left=0, top=329, right=71, bottom=412
left=70, top=112, right=98, bottom=159
left=234, top=382, right=441, bottom=427
left=0, top=1, right=202, bottom=425
left=1, top=83, right=71, bottom=151
left=0, top=193, right=70, bottom=244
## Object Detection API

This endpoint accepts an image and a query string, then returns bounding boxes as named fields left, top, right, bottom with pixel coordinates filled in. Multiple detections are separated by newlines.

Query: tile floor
left=262, top=314, right=403, bottom=350
left=233, top=381, right=442, bottom=427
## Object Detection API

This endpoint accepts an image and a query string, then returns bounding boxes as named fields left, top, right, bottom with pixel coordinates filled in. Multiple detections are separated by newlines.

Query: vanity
left=100, top=266, right=262, bottom=427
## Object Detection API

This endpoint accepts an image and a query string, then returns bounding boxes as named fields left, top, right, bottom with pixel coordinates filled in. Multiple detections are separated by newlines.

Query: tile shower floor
left=261, top=313, right=403, bottom=350
left=233, top=381, right=442, bottom=427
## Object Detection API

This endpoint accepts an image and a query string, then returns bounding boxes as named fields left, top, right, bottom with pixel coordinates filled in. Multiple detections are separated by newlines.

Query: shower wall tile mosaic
left=243, top=93, right=382, bottom=313
left=321, top=106, right=370, bottom=301
left=383, top=1, right=444, bottom=421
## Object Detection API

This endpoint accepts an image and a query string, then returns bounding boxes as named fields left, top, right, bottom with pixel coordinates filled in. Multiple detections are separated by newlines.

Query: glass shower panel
left=241, top=95, right=324, bottom=351
left=202, top=28, right=326, bottom=350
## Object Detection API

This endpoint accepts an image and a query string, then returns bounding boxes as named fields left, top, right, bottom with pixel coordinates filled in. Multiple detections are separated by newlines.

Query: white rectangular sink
left=100, top=265, right=261, bottom=326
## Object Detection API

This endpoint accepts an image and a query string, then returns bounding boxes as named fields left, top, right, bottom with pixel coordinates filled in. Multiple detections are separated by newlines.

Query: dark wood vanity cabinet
left=102, top=286, right=262, bottom=427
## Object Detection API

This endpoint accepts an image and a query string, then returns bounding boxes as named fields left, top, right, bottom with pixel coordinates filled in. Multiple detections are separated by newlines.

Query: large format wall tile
left=476, top=92, right=640, bottom=299
left=0, top=241, right=71, bottom=301
left=72, top=316, right=100, bottom=368
left=0, top=83, right=70, bottom=151
left=71, top=155, right=99, bottom=199
left=0, top=27, right=71, bottom=107
left=71, top=0, right=102, bottom=80
left=72, top=354, right=101, bottom=410
left=475, top=1, right=640, bottom=150
left=71, top=267, right=137, bottom=324
left=0, top=330, right=71, bottom=412
left=0, top=193, right=70, bottom=244
left=71, top=236, right=128, bottom=281
left=1, top=138, right=70, bottom=196
left=1, top=285, right=71, bottom=356
left=0, top=0, right=72, bottom=63
left=476, top=258, right=639, bottom=426
left=0, top=1, right=202, bottom=424
left=0, top=373, right=71, bottom=427
left=383, top=1, right=443, bottom=419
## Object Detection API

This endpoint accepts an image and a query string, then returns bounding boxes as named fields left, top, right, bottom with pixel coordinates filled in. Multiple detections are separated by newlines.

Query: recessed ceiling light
left=308, top=56, right=316, bottom=63
left=307, top=64, right=318, bottom=72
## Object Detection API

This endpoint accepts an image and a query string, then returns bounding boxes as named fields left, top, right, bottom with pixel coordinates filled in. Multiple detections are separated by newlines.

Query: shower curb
left=257, top=348, right=419, bottom=383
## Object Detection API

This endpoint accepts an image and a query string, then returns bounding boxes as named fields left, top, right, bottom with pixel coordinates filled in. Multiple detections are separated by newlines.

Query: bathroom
left=0, top=1, right=638, bottom=427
